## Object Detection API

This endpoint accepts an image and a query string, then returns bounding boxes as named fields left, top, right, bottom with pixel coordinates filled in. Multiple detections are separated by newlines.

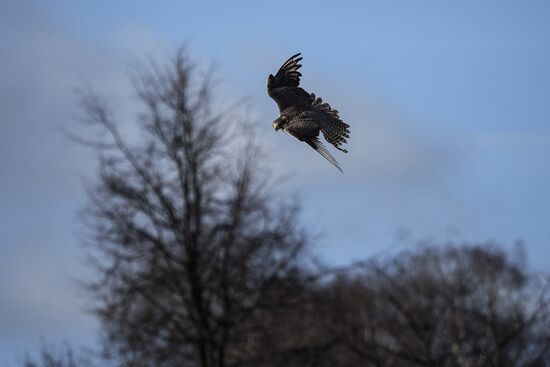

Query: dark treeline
left=24, top=50, right=550, bottom=367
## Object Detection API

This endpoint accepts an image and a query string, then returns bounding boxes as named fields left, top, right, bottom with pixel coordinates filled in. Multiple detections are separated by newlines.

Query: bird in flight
left=267, top=53, right=350, bottom=172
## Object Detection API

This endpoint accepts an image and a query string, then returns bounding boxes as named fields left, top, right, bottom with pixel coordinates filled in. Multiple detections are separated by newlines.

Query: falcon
left=268, top=53, right=350, bottom=172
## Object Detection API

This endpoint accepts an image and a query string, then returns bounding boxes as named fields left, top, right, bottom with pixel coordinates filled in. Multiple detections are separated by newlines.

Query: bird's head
left=272, top=116, right=285, bottom=132
left=267, top=74, right=275, bottom=87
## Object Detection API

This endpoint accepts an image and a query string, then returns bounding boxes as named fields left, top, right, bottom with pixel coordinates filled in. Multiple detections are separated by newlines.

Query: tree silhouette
left=78, top=49, right=313, bottom=367
left=23, top=50, right=550, bottom=367
left=305, top=244, right=550, bottom=366
left=23, top=341, right=93, bottom=367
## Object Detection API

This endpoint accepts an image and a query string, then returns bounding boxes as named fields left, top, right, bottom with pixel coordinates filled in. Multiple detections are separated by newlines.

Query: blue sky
left=1, top=0, right=549, bottom=365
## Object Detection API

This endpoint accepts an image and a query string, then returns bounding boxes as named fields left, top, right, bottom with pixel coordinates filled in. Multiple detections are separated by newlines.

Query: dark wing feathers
left=270, top=53, right=303, bottom=89
left=304, top=137, right=343, bottom=173
left=311, top=93, right=339, bottom=118
left=268, top=53, right=312, bottom=112
left=311, top=94, right=350, bottom=153
left=268, top=54, right=350, bottom=172
left=284, top=115, right=343, bottom=173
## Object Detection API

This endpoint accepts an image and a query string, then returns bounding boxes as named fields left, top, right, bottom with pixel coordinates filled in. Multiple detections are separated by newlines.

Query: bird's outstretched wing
left=269, top=53, right=303, bottom=90
left=267, top=53, right=313, bottom=112
left=284, top=113, right=344, bottom=173
left=304, top=137, right=343, bottom=173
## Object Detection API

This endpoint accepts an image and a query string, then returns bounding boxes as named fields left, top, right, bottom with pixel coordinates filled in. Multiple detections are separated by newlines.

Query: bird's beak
left=272, top=122, right=280, bottom=131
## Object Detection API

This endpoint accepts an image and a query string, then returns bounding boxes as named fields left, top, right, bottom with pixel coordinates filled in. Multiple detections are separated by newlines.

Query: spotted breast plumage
left=267, top=53, right=350, bottom=172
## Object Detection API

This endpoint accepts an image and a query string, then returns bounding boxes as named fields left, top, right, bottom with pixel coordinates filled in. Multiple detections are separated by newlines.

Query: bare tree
left=25, top=48, right=550, bottom=367
left=314, top=244, right=550, bottom=367
left=22, top=341, right=94, bottom=367
left=78, top=49, right=313, bottom=367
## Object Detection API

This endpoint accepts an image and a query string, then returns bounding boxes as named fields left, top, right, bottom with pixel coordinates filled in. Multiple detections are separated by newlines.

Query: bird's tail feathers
left=311, top=94, right=350, bottom=153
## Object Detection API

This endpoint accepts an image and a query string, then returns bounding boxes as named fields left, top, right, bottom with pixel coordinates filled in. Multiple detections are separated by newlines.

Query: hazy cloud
left=0, top=2, right=167, bottom=362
